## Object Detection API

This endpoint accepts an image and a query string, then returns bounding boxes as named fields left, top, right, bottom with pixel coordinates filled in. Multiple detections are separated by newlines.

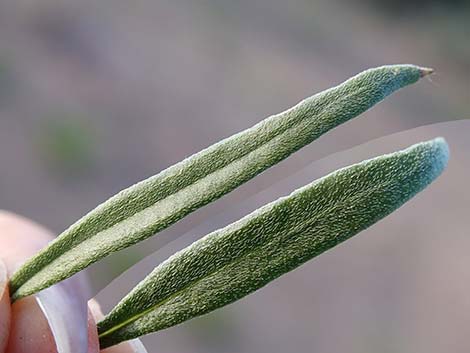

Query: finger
left=89, top=299, right=147, bottom=353
left=0, top=259, right=11, bottom=352
left=5, top=296, right=57, bottom=352
left=5, top=297, right=100, bottom=353
left=0, top=211, right=94, bottom=353
left=0, top=211, right=60, bottom=353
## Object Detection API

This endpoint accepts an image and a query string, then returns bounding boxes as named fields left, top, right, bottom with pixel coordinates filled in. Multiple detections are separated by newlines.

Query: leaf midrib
left=98, top=169, right=395, bottom=338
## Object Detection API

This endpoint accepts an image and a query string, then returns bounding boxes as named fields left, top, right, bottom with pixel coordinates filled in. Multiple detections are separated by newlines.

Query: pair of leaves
left=9, top=64, right=447, bottom=348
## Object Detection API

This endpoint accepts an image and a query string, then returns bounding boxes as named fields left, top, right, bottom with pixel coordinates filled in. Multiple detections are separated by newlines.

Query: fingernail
left=36, top=275, right=89, bottom=353
left=127, top=339, right=148, bottom=353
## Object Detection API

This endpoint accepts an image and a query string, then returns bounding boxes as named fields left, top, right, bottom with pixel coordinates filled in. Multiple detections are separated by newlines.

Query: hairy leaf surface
left=97, top=138, right=448, bottom=347
left=10, top=65, right=430, bottom=299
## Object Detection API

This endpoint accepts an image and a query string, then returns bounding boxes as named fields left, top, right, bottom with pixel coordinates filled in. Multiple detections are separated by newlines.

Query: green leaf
left=10, top=65, right=431, bottom=300
left=97, top=138, right=449, bottom=348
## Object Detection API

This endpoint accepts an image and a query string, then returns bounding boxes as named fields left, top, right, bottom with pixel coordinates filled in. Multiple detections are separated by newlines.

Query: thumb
left=0, top=211, right=94, bottom=353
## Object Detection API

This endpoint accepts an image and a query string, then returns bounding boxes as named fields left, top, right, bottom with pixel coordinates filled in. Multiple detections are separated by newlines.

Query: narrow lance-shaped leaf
left=10, top=65, right=432, bottom=300
left=97, top=138, right=449, bottom=348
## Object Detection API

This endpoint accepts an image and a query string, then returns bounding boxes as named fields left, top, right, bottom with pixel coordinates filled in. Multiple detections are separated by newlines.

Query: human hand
left=0, top=211, right=147, bottom=353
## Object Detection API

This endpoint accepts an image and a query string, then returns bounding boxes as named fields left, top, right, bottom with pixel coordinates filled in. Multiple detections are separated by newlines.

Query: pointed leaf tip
left=418, top=66, right=434, bottom=77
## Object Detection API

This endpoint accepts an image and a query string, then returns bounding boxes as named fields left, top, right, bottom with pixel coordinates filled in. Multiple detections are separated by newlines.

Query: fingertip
left=88, top=299, right=105, bottom=322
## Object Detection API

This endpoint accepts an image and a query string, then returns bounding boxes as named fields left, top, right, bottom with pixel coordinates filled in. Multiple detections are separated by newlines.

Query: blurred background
left=0, top=0, right=469, bottom=352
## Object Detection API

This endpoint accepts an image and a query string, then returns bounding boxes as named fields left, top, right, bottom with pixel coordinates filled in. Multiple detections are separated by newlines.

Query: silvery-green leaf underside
left=97, top=138, right=448, bottom=348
